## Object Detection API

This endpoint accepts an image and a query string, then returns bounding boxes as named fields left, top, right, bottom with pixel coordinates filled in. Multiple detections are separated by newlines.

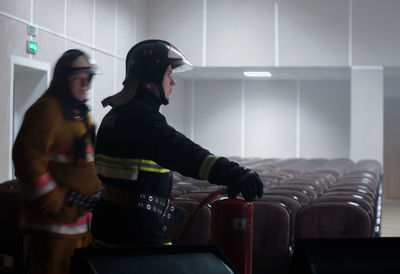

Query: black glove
left=208, top=157, right=264, bottom=202
left=225, top=166, right=264, bottom=202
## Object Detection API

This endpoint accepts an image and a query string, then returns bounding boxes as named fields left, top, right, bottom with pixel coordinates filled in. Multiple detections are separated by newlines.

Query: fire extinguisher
left=211, top=198, right=253, bottom=274
left=178, top=188, right=253, bottom=274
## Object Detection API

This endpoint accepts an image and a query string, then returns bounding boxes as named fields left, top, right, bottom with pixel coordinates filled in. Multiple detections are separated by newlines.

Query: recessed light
left=243, top=71, right=272, bottom=78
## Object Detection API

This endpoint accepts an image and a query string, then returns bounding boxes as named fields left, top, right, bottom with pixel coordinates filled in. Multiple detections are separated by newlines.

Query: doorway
left=9, top=56, right=50, bottom=179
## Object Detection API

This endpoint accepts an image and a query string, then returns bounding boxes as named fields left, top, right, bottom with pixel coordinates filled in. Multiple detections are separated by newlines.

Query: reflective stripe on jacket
left=96, top=154, right=170, bottom=181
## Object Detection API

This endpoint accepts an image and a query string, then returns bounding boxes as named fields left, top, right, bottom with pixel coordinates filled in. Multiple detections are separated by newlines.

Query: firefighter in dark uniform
left=91, top=40, right=263, bottom=247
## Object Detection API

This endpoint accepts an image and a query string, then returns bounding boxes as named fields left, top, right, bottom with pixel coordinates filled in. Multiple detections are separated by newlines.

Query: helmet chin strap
left=143, top=82, right=169, bottom=105
left=156, top=83, right=169, bottom=105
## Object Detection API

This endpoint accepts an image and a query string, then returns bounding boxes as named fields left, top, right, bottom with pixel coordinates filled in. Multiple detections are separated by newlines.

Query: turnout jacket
left=92, top=87, right=221, bottom=245
left=12, top=90, right=102, bottom=235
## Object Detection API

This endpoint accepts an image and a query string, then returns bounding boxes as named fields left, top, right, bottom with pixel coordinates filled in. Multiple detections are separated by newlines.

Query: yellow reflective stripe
left=95, top=160, right=137, bottom=170
left=96, top=154, right=160, bottom=166
left=95, top=154, right=170, bottom=173
left=139, top=166, right=170, bottom=173
left=96, top=155, right=166, bottom=167
left=163, top=242, right=173, bottom=245
left=141, top=159, right=161, bottom=165
left=199, top=155, right=219, bottom=180
left=96, top=161, right=170, bottom=173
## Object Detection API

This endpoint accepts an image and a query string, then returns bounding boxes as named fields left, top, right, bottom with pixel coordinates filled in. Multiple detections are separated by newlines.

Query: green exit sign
left=27, top=41, right=37, bottom=54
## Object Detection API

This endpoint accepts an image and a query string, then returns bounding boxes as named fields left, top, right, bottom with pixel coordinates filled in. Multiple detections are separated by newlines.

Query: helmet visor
left=168, top=44, right=193, bottom=73
left=70, top=55, right=101, bottom=75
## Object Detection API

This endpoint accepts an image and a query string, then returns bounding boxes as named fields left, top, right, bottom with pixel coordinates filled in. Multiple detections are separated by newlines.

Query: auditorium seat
left=264, top=189, right=311, bottom=206
left=321, top=191, right=375, bottom=207
left=252, top=201, right=292, bottom=274
left=166, top=199, right=212, bottom=244
left=272, top=185, right=319, bottom=200
left=258, top=195, right=303, bottom=245
left=281, top=180, right=325, bottom=196
left=326, top=185, right=376, bottom=201
left=314, top=195, right=375, bottom=226
left=0, top=180, right=26, bottom=274
left=295, top=202, right=372, bottom=238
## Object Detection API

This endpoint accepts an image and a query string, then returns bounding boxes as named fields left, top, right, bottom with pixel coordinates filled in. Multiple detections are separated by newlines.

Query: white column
left=350, top=67, right=383, bottom=165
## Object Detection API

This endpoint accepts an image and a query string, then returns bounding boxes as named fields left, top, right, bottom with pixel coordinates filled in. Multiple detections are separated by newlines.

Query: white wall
left=164, top=78, right=351, bottom=160
left=352, top=0, right=400, bottom=66
left=350, top=68, right=383, bottom=164
left=279, top=0, right=349, bottom=66
left=245, top=80, right=297, bottom=158
left=299, top=80, right=351, bottom=158
left=142, top=0, right=400, bottom=67
left=193, top=80, right=243, bottom=157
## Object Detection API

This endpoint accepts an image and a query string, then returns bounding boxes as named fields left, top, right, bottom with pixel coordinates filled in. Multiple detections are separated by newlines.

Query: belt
left=103, top=185, right=187, bottom=224
left=137, top=193, right=188, bottom=224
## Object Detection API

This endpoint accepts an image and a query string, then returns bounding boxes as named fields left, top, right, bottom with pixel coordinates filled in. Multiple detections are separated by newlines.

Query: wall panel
left=95, top=0, right=116, bottom=53
left=351, top=68, right=383, bottom=164
left=245, top=80, right=297, bottom=158
left=145, top=0, right=203, bottom=66
left=66, top=0, right=93, bottom=45
left=193, top=80, right=242, bottom=157
left=299, top=80, right=350, bottom=158
left=34, top=0, right=65, bottom=34
left=33, top=30, right=65, bottom=70
left=0, top=0, right=31, bottom=21
left=279, top=0, right=349, bottom=66
left=207, top=0, right=275, bottom=66
left=116, top=0, right=137, bottom=57
left=352, top=0, right=400, bottom=66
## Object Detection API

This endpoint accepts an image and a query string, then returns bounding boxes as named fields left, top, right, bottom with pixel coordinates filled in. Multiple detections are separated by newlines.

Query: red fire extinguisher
left=211, top=198, right=253, bottom=274
left=178, top=189, right=253, bottom=274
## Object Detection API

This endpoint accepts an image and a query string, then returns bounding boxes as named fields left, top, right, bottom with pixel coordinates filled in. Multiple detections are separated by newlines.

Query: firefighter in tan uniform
left=12, top=49, right=102, bottom=274
left=91, top=40, right=264, bottom=247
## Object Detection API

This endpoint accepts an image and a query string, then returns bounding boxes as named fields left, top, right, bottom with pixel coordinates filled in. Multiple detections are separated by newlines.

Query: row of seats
left=0, top=158, right=382, bottom=274
left=166, top=158, right=382, bottom=274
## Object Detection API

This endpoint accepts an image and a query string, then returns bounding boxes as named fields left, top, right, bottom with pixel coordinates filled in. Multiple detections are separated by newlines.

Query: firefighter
left=12, top=49, right=103, bottom=274
left=91, top=40, right=263, bottom=247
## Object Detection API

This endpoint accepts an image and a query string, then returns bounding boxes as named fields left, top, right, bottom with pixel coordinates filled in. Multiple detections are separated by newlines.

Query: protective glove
left=225, top=166, right=264, bottom=202
left=207, top=157, right=264, bottom=202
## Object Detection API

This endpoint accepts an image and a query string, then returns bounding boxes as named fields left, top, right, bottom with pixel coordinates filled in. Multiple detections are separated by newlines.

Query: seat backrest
left=166, top=200, right=211, bottom=245
left=252, top=201, right=291, bottom=274
left=295, top=202, right=372, bottom=239
left=0, top=180, right=25, bottom=272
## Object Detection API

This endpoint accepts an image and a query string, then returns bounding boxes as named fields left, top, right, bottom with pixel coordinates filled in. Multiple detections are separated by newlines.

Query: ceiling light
left=243, top=71, right=272, bottom=78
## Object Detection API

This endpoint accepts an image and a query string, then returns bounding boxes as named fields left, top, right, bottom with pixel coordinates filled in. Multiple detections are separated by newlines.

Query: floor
left=380, top=198, right=400, bottom=236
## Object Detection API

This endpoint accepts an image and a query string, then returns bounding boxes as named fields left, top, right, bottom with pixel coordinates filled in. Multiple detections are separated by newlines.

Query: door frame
left=9, top=55, right=50, bottom=179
